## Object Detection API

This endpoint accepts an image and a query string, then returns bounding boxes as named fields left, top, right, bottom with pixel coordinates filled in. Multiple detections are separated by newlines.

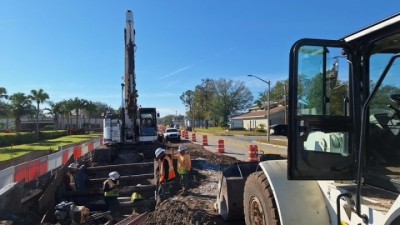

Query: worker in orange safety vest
left=155, top=148, right=176, bottom=203
left=172, top=145, right=191, bottom=196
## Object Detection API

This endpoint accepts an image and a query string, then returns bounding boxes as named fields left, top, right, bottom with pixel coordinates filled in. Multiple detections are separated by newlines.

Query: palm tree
left=9, top=93, right=34, bottom=132
left=68, top=97, right=88, bottom=129
left=82, top=101, right=97, bottom=129
left=29, top=89, right=50, bottom=137
left=0, top=87, right=7, bottom=99
left=46, top=101, right=62, bottom=130
left=0, top=87, right=9, bottom=129
left=59, top=100, right=73, bottom=130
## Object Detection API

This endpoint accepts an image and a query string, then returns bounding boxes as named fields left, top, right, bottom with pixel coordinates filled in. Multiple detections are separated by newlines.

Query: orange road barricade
left=192, top=133, right=197, bottom=142
left=217, top=139, right=225, bottom=153
left=185, top=131, right=189, bottom=139
left=202, top=135, right=208, bottom=146
left=248, top=144, right=259, bottom=162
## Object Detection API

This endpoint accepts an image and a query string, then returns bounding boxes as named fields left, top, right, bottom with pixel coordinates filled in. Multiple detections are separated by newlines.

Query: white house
left=230, top=102, right=286, bottom=131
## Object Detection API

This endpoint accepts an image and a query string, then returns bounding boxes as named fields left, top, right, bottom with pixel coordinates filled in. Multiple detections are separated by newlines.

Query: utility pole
left=284, top=83, right=287, bottom=125
left=121, top=83, right=125, bottom=142
left=247, top=75, right=271, bottom=142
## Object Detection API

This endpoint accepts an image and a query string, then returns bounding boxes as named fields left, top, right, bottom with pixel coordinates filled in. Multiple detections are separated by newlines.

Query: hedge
left=0, top=130, right=68, bottom=147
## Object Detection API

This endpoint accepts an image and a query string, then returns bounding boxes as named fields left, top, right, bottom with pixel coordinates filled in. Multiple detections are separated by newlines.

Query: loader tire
left=244, top=171, right=280, bottom=225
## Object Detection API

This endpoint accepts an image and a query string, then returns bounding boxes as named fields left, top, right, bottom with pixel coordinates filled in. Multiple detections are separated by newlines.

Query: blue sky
left=0, top=1, right=399, bottom=117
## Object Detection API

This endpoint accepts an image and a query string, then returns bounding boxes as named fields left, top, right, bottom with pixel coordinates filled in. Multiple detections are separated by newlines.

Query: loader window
left=297, top=45, right=350, bottom=155
left=289, top=39, right=354, bottom=180
left=366, top=47, right=400, bottom=192
left=297, top=46, right=349, bottom=116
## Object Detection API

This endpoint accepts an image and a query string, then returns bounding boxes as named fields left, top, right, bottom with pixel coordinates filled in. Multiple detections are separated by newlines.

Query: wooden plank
left=38, top=155, right=74, bottom=215
left=62, top=184, right=156, bottom=197
left=88, top=174, right=154, bottom=184
left=86, top=162, right=154, bottom=172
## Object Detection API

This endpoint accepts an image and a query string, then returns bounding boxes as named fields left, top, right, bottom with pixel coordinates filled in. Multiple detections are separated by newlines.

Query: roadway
left=186, top=132, right=287, bottom=162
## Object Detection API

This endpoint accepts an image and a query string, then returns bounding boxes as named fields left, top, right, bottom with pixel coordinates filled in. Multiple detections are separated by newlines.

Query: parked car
left=269, top=124, right=287, bottom=136
left=163, top=128, right=181, bottom=142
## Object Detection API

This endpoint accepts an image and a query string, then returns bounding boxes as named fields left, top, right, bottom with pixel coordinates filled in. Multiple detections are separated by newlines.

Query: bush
left=0, top=130, right=68, bottom=147
left=229, top=127, right=246, bottom=131
left=40, top=130, right=68, bottom=139
left=0, top=132, right=38, bottom=147
left=42, top=125, right=55, bottom=131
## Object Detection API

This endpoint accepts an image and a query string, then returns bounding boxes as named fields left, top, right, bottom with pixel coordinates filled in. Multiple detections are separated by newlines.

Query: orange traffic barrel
left=202, top=135, right=208, bottom=146
left=248, top=145, right=258, bottom=162
left=192, top=133, right=197, bottom=142
left=185, top=131, right=189, bottom=139
left=217, top=139, right=225, bottom=153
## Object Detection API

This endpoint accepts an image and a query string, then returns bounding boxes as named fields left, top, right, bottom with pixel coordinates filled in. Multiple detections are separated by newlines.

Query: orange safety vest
left=159, top=155, right=176, bottom=183
left=177, top=154, right=191, bottom=175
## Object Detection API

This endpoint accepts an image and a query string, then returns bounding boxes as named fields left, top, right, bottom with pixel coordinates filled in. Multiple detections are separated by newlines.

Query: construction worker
left=131, top=184, right=146, bottom=214
left=155, top=148, right=176, bottom=203
left=65, top=162, right=89, bottom=192
left=172, top=145, right=192, bottom=196
left=64, top=163, right=79, bottom=191
left=103, top=171, right=120, bottom=215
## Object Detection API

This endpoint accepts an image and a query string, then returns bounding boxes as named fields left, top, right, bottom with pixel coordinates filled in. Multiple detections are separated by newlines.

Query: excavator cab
left=288, top=13, right=400, bottom=194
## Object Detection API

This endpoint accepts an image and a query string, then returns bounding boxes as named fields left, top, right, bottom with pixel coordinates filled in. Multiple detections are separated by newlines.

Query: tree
left=82, top=101, right=98, bottom=129
left=9, top=92, right=34, bottom=132
left=0, top=87, right=10, bottom=127
left=211, top=78, right=253, bottom=127
left=0, top=87, right=7, bottom=100
left=254, top=79, right=288, bottom=107
left=46, top=101, right=62, bottom=130
left=59, top=100, right=73, bottom=130
left=68, top=97, right=88, bottom=129
left=180, top=90, right=195, bottom=127
left=29, top=89, right=50, bottom=136
left=193, top=79, right=215, bottom=128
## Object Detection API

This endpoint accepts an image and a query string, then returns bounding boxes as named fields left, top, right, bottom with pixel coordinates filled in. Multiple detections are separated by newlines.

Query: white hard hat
left=155, top=148, right=165, bottom=157
left=68, top=163, right=78, bottom=169
left=178, top=145, right=187, bottom=152
left=109, top=171, right=120, bottom=180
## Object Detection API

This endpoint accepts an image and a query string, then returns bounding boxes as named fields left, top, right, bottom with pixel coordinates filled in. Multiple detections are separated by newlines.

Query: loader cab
left=288, top=13, right=400, bottom=192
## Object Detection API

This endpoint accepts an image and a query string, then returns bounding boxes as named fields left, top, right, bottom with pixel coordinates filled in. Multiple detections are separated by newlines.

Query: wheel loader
left=216, top=13, right=400, bottom=225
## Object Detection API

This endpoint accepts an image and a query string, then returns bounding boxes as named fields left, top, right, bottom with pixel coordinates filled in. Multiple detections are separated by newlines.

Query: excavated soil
left=144, top=142, right=245, bottom=225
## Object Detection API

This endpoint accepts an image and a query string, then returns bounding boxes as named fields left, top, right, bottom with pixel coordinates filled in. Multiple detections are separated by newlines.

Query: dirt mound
left=144, top=143, right=244, bottom=225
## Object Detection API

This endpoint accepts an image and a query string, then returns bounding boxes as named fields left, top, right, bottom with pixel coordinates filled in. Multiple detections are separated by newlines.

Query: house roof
left=231, top=105, right=286, bottom=120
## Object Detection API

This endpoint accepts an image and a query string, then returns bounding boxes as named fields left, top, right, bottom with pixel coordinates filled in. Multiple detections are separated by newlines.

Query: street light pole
left=247, top=74, right=271, bottom=142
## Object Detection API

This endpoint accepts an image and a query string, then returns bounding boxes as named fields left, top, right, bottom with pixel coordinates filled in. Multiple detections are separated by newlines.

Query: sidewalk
left=185, top=132, right=287, bottom=162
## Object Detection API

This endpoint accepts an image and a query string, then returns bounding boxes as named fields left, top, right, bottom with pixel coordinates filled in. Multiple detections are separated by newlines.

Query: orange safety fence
left=0, top=138, right=102, bottom=189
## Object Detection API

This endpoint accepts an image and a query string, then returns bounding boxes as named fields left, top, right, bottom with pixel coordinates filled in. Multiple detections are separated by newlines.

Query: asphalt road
left=186, top=132, right=287, bottom=162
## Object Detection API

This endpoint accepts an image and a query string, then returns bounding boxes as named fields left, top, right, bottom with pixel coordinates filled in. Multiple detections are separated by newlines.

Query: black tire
left=243, top=171, right=280, bottom=225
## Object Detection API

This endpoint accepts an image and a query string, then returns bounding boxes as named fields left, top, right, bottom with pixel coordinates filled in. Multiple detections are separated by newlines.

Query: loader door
left=288, top=39, right=356, bottom=180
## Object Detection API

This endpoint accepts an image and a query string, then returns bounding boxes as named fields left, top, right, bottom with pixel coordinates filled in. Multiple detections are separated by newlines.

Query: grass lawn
left=0, top=134, right=102, bottom=161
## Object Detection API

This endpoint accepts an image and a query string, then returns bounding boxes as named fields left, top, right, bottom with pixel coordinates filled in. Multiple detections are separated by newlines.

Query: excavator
left=103, top=10, right=159, bottom=145
left=216, top=13, right=400, bottom=225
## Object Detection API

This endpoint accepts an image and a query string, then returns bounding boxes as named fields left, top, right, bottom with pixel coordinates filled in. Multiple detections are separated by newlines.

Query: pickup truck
left=163, top=128, right=181, bottom=143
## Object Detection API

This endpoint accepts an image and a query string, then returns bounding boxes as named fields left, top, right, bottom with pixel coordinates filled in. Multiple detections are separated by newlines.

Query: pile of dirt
left=144, top=142, right=245, bottom=225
